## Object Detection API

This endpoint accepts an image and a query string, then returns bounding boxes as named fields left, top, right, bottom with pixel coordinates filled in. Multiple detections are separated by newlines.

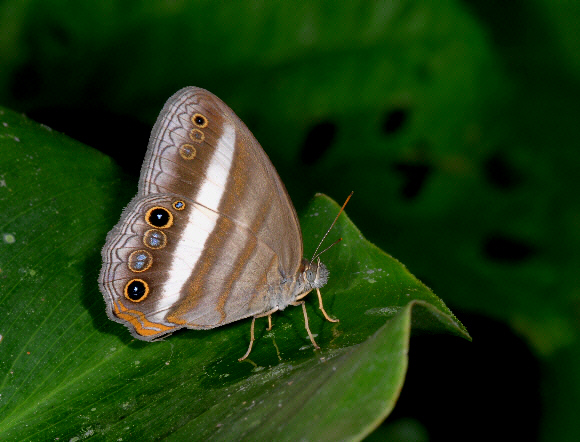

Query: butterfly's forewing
left=140, top=87, right=302, bottom=274
left=100, top=88, right=303, bottom=340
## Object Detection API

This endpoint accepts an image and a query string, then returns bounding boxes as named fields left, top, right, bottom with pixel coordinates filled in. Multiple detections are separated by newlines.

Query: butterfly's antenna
left=311, top=191, right=353, bottom=261
left=313, top=237, right=343, bottom=261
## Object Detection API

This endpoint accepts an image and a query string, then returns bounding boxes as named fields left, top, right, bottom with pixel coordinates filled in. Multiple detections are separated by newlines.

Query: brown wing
left=99, top=87, right=303, bottom=339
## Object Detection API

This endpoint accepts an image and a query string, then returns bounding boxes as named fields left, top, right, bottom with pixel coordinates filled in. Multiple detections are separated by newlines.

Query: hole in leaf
left=382, top=108, right=409, bottom=135
left=27, top=106, right=148, bottom=177
left=483, top=234, right=536, bottom=263
left=483, top=152, right=522, bottom=190
left=392, top=162, right=432, bottom=200
left=300, top=121, right=336, bottom=165
left=47, top=22, right=71, bottom=47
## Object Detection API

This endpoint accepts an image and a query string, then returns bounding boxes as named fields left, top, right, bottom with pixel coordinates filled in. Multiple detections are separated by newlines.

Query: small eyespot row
left=124, top=278, right=149, bottom=302
left=178, top=113, right=207, bottom=161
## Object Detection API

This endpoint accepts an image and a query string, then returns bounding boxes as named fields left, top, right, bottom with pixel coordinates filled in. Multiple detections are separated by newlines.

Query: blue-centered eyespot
left=143, top=229, right=167, bottom=249
left=179, top=144, right=197, bottom=160
left=127, top=250, right=153, bottom=273
left=172, top=200, right=185, bottom=211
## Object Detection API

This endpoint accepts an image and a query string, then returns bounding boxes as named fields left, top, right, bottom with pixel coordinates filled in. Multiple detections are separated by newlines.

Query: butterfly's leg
left=238, top=308, right=279, bottom=361
left=266, top=314, right=273, bottom=331
left=317, top=288, right=339, bottom=323
left=238, top=317, right=257, bottom=362
left=289, top=300, right=320, bottom=350
left=294, top=288, right=312, bottom=301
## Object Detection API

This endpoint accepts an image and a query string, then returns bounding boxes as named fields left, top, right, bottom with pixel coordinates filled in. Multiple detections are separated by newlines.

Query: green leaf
left=4, top=1, right=580, bottom=439
left=0, top=108, right=468, bottom=440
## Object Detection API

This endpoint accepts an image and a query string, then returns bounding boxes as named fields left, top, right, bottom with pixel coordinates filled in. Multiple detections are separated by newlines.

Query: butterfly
left=99, top=87, right=348, bottom=360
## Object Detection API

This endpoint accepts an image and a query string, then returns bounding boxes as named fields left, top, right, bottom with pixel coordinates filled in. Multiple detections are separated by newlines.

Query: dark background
left=1, top=1, right=579, bottom=440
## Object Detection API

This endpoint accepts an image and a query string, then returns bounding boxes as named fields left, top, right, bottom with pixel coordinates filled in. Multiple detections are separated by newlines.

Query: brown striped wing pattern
left=99, top=87, right=303, bottom=340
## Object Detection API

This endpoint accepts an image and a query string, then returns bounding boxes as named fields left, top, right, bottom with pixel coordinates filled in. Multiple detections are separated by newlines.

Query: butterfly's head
left=302, top=258, right=329, bottom=289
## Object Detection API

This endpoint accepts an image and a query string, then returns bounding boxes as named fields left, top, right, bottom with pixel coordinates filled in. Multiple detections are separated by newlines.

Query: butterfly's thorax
left=265, top=259, right=329, bottom=312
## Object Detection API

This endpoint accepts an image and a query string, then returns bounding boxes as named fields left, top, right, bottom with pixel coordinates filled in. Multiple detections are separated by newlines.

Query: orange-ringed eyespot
left=145, top=206, right=173, bottom=228
left=143, top=229, right=167, bottom=249
left=124, top=279, right=149, bottom=302
left=128, top=250, right=153, bottom=272
left=179, top=144, right=197, bottom=159
left=192, top=113, right=208, bottom=128
left=172, top=200, right=185, bottom=210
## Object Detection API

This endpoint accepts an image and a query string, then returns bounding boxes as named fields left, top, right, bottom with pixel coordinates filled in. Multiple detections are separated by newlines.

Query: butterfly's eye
left=192, top=113, right=208, bottom=128
left=306, top=269, right=315, bottom=283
